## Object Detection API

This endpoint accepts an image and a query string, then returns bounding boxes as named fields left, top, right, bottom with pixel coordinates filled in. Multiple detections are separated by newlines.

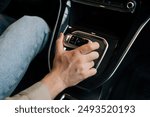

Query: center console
left=48, top=0, right=146, bottom=99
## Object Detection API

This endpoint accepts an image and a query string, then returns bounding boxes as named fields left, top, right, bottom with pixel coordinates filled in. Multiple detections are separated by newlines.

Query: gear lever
left=63, top=31, right=109, bottom=69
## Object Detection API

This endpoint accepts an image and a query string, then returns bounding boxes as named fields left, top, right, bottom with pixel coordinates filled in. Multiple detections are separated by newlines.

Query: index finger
left=76, top=42, right=100, bottom=54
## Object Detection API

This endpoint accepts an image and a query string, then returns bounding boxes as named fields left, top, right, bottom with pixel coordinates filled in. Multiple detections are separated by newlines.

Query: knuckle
left=64, top=54, right=71, bottom=62
left=72, top=50, right=80, bottom=56
left=88, top=43, right=93, bottom=50
left=77, top=59, right=84, bottom=65
left=80, top=71, right=86, bottom=78
left=80, top=64, right=85, bottom=70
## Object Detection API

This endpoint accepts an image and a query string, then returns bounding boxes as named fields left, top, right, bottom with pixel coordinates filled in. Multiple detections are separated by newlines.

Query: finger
left=76, top=42, right=100, bottom=54
left=86, top=61, right=95, bottom=69
left=83, top=68, right=97, bottom=79
left=80, top=61, right=95, bottom=71
left=55, top=33, right=64, bottom=54
left=84, top=51, right=99, bottom=62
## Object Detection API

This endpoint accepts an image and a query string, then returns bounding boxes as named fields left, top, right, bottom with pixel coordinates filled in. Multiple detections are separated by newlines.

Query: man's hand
left=53, top=33, right=100, bottom=87
left=42, top=33, right=100, bottom=99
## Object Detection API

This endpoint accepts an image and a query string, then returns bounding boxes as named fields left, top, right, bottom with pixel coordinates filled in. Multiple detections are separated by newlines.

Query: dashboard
left=72, top=0, right=138, bottom=13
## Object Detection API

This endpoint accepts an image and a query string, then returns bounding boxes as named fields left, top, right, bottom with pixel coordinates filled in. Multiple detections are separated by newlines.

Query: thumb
left=55, top=33, right=64, bottom=54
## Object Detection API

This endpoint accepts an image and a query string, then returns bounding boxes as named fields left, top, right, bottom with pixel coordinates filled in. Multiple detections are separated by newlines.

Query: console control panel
left=72, top=0, right=137, bottom=13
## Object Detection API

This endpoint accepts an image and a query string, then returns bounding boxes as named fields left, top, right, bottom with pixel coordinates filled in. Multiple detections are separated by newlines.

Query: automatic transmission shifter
left=63, top=31, right=109, bottom=69
left=64, top=34, right=89, bottom=48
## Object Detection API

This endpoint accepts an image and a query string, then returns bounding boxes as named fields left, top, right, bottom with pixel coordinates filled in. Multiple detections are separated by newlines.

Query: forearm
left=6, top=71, right=66, bottom=100
left=6, top=82, right=52, bottom=100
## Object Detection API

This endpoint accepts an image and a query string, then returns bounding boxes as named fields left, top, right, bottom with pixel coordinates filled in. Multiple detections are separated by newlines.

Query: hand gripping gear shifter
left=63, top=31, right=109, bottom=69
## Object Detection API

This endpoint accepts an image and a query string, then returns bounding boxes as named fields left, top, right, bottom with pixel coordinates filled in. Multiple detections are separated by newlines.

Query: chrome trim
left=127, top=1, right=135, bottom=9
left=48, top=0, right=71, bottom=71
left=60, top=94, right=77, bottom=100
left=48, top=0, right=62, bottom=71
left=98, top=18, right=150, bottom=99
left=104, top=17, right=150, bottom=84
left=63, top=25, right=70, bottom=33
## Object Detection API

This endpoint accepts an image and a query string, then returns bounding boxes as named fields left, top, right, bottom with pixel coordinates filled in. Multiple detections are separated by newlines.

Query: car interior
left=2, top=0, right=150, bottom=100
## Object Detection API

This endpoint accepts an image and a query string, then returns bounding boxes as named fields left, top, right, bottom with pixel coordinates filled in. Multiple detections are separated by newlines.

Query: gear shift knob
left=63, top=31, right=109, bottom=69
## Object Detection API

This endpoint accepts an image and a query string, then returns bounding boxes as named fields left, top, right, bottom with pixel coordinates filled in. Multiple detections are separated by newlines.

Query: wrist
left=41, top=70, right=66, bottom=99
